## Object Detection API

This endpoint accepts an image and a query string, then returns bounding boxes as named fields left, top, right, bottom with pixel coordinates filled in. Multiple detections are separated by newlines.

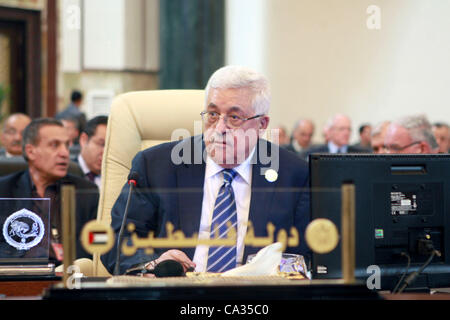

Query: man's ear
left=24, top=144, right=35, bottom=161
left=79, top=132, right=88, bottom=148
left=259, top=116, right=270, bottom=130
left=420, top=141, right=432, bottom=154
left=257, top=116, right=270, bottom=138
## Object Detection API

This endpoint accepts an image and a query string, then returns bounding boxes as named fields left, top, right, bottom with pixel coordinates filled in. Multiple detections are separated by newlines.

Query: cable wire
left=396, top=250, right=438, bottom=294
left=392, top=252, right=411, bottom=294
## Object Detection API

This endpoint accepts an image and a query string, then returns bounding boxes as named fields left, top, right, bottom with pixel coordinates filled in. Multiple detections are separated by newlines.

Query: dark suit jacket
left=0, top=170, right=99, bottom=260
left=101, top=135, right=311, bottom=274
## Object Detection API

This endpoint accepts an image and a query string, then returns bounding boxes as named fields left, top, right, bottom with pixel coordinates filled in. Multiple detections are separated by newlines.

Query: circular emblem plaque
left=2, top=209, right=45, bottom=251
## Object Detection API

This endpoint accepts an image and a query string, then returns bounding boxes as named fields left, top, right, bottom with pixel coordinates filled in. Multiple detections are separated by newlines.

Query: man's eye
left=208, top=112, right=219, bottom=117
left=229, top=115, right=241, bottom=120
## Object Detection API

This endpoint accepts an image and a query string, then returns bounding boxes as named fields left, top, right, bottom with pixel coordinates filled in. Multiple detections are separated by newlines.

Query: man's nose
left=59, top=144, right=70, bottom=157
left=214, top=115, right=229, bottom=133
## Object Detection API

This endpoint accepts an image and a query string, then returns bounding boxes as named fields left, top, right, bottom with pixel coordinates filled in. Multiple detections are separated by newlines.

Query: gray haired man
left=384, top=114, right=438, bottom=154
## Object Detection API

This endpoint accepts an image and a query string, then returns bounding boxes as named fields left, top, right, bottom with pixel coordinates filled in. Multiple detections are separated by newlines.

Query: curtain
left=159, top=0, right=225, bottom=89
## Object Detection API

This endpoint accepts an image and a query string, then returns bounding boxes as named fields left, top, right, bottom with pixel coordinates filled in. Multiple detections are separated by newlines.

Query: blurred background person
left=432, top=122, right=450, bottom=153
left=352, top=123, right=372, bottom=151
left=75, top=115, right=108, bottom=188
left=0, top=113, right=31, bottom=158
left=371, top=121, right=390, bottom=154
left=60, top=115, right=82, bottom=161
left=60, top=116, right=81, bottom=147
left=272, top=125, right=290, bottom=146
left=55, top=90, right=87, bottom=134
left=321, top=121, right=331, bottom=144
left=384, top=114, right=438, bottom=154
left=301, top=114, right=366, bottom=159
left=286, top=119, right=315, bottom=155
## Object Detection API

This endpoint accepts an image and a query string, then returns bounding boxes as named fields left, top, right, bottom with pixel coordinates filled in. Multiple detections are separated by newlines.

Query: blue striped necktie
left=206, top=169, right=238, bottom=273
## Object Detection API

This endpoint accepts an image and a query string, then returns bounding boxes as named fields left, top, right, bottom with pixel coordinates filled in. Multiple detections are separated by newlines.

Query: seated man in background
left=60, top=115, right=82, bottom=162
left=301, top=114, right=367, bottom=160
left=384, top=114, right=438, bottom=154
left=60, top=116, right=81, bottom=147
left=102, top=65, right=311, bottom=275
left=371, top=121, right=390, bottom=154
left=55, top=90, right=87, bottom=133
left=432, top=122, right=450, bottom=153
left=0, top=118, right=99, bottom=264
left=76, top=115, right=108, bottom=188
left=286, top=119, right=315, bottom=157
left=272, top=125, right=290, bottom=146
left=0, top=113, right=31, bottom=158
left=351, top=123, right=372, bottom=151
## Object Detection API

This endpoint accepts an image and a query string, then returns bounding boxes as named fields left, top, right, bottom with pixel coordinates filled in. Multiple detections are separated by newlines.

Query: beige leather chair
left=93, top=89, right=205, bottom=276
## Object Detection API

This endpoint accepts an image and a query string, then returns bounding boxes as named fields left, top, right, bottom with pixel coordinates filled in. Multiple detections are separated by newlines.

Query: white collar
left=328, top=141, right=347, bottom=153
left=205, top=147, right=255, bottom=185
left=77, top=154, right=90, bottom=175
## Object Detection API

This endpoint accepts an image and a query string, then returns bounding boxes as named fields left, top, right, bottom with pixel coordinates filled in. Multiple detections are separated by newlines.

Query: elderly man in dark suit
left=0, top=118, right=99, bottom=265
left=102, top=66, right=311, bottom=275
left=301, top=114, right=369, bottom=160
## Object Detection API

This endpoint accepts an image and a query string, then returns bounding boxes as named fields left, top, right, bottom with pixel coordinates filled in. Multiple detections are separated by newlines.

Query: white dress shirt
left=77, top=154, right=101, bottom=188
left=192, top=148, right=255, bottom=272
left=328, top=141, right=348, bottom=154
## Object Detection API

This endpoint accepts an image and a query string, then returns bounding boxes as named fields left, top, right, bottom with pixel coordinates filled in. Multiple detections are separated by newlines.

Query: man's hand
left=144, top=249, right=196, bottom=276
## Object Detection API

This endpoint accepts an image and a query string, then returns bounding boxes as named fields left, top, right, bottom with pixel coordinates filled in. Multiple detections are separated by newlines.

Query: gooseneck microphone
left=113, top=171, right=139, bottom=276
left=153, top=260, right=185, bottom=277
left=125, top=259, right=191, bottom=277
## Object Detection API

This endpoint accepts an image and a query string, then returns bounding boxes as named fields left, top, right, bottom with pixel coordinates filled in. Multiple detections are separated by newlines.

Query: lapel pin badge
left=264, top=169, right=278, bottom=183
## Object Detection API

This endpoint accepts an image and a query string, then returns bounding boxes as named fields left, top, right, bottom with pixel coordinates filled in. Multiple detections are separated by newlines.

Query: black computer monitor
left=310, top=153, right=450, bottom=291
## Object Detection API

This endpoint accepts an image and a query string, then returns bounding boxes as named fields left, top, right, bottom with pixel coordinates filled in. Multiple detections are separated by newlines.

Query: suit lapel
left=175, top=136, right=206, bottom=259
left=245, top=140, right=279, bottom=258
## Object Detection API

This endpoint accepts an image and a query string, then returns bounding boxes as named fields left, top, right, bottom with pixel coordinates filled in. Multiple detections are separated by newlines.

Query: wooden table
left=0, top=275, right=61, bottom=298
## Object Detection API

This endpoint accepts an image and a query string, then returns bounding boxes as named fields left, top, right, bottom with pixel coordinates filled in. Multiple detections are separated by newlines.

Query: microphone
left=113, top=171, right=139, bottom=275
left=153, top=260, right=185, bottom=277
left=124, top=259, right=194, bottom=277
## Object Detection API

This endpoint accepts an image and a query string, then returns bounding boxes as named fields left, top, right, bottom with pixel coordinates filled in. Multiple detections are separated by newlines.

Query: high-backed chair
left=93, top=90, right=205, bottom=276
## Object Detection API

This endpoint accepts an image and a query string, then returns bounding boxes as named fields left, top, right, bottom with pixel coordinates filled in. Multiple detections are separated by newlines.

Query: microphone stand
left=113, top=177, right=137, bottom=275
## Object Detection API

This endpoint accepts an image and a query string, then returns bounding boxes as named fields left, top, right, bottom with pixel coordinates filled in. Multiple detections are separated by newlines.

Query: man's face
left=329, top=116, right=351, bottom=147
left=203, top=88, right=269, bottom=168
left=62, top=120, right=80, bottom=146
left=384, top=124, right=426, bottom=154
left=26, top=125, right=70, bottom=181
left=371, top=134, right=385, bottom=154
left=360, top=126, right=372, bottom=145
left=432, top=126, right=450, bottom=153
left=293, top=121, right=314, bottom=148
left=79, top=124, right=106, bottom=175
left=0, top=115, right=31, bottom=156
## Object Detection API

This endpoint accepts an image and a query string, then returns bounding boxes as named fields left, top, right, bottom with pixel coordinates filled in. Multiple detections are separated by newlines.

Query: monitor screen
left=310, top=153, right=450, bottom=291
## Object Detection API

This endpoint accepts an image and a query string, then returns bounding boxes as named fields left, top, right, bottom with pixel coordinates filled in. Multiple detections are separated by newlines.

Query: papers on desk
left=222, top=242, right=282, bottom=277
left=0, top=263, right=55, bottom=276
